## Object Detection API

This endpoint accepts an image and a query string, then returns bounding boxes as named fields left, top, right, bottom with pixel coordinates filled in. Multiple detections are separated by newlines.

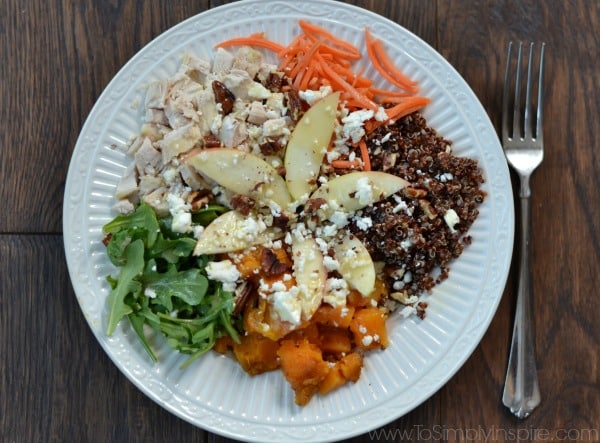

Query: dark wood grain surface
left=2, top=1, right=598, bottom=442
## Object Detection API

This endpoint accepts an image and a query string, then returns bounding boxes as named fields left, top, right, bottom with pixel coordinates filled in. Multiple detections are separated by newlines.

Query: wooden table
left=2, top=1, right=599, bottom=441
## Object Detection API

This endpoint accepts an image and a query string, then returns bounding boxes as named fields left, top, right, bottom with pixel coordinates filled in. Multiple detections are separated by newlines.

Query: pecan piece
left=286, top=89, right=303, bottom=122
left=264, top=72, right=283, bottom=92
left=212, top=80, right=235, bottom=115
left=230, top=194, right=256, bottom=216
left=304, top=198, right=327, bottom=214
left=260, top=248, right=292, bottom=277
left=102, top=233, right=112, bottom=246
left=203, top=134, right=222, bottom=148
left=188, top=189, right=212, bottom=211
left=259, top=139, right=282, bottom=156
left=233, top=281, right=254, bottom=317
left=272, top=212, right=290, bottom=229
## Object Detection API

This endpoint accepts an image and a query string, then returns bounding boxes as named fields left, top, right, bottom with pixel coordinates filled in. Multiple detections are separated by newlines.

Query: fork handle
left=502, top=194, right=541, bottom=418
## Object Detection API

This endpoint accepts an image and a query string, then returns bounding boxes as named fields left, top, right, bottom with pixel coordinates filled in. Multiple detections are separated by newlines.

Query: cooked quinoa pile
left=348, top=113, right=486, bottom=313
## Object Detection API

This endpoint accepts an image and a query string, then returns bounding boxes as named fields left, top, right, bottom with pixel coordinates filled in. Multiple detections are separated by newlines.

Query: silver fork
left=501, top=41, right=545, bottom=419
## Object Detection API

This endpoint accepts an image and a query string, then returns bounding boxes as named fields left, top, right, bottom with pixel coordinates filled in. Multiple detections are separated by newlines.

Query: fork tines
left=502, top=42, right=546, bottom=143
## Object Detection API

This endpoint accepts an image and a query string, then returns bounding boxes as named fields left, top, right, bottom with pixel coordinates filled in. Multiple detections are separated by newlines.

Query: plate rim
left=63, top=1, right=514, bottom=441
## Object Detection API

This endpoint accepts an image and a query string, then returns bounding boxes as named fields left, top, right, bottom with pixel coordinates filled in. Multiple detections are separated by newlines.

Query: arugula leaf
left=104, top=202, right=160, bottom=249
left=106, top=238, right=145, bottom=335
left=192, top=204, right=228, bottom=226
left=128, top=312, right=158, bottom=362
left=144, top=266, right=209, bottom=311
left=102, top=202, right=241, bottom=367
left=148, top=235, right=196, bottom=264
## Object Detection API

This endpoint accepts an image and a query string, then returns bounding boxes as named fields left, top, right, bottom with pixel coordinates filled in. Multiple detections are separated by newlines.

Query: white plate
left=63, top=1, right=514, bottom=441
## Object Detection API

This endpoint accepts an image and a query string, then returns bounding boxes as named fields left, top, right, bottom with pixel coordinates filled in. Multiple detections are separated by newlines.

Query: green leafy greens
left=103, top=202, right=240, bottom=368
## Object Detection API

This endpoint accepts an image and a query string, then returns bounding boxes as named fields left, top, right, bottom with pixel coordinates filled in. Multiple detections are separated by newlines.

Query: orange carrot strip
left=289, top=40, right=322, bottom=78
left=316, top=54, right=378, bottom=111
left=216, top=36, right=284, bottom=53
left=384, top=96, right=430, bottom=121
left=299, top=59, right=319, bottom=90
left=379, top=96, right=414, bottom=104
left=299, top=20, right=361, bottom=58
left=331, top=64, right=372, bottom=88
left=364, top=29, right=407, bottom=91
left=358, top=139, right=371, bottom=171
left=370, top=87, right=412, bottom=98
left=371, top=38, right=419, bottom=93
left=302, top=35, right=362, bottom=61
left=364, top=28, right=419, bottom=93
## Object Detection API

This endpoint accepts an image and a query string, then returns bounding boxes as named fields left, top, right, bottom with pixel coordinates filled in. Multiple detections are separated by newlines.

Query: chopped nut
left=260, top=248, right=292, bottom=276
left=286, top=89, right=303, bottom=122
left=230, top=194, right=256, bottom=216
left=203, top=134, right=222, bottom=148
left=304, top=198, right=327, bottom=214
left=259, top=139, right=283, bottom=156
left=233, top=281, right=253, bottom=317
left=212, top=80, right=235, bottom=115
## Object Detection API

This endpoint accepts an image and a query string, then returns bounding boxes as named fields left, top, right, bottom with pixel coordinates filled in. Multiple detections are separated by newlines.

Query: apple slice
left=291, top=237, right=327, bottom=320
left=186, top=148, right=292, bottom=208
left=310, top=171, right=409, bottom=213
left=334, top=235, right=375, bottom=296
left=193, top=210, right=283, bottom=255
left=284, top=92, right=340, bottom=200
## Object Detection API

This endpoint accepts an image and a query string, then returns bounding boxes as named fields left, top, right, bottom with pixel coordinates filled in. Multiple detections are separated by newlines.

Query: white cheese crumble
left=298, top=85, right=333, bottom=106
left=270, top=284, right=302, bottom=325
left=205, top=260, right=241, bottom=292
left=166, top=193, right=192, bottom=233
left=355, top=177, right=374, bottom=205
left=354, top=216, right=373, bottom=231
left=341, top=109, right=374, bottom=143
left=443, top=208, right=460, bottom=233
left=324, top=277, right=348, bottom=307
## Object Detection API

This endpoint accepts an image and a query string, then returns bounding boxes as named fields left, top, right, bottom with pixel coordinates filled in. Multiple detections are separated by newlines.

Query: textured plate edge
left=62, top=0, right=515, bottom=441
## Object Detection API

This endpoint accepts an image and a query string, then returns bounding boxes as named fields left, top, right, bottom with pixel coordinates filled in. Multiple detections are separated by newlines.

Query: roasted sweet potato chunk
left=277, top=338, right=330, bottom=406
left=232, top=332, right=280, bottom=375
left=319, top=352, right=363, bottom=395
left=311, top=304, right=355, bottom=328
left=318, top=326, right=352, bottom=357
left=349, top=307, right=389, bottom=350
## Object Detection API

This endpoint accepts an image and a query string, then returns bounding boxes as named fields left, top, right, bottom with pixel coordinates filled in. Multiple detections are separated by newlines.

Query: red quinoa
left=349, top=112, right=486, bottom=305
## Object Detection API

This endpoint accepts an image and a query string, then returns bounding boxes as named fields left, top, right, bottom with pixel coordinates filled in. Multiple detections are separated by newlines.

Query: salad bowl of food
left=63, top=1, right=513, bottom=441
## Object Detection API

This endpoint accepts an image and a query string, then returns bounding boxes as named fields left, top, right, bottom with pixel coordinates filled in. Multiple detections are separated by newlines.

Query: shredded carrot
left=316, top=54, right=378, bottom=111
left=215, top=21, right=431, bottom=126
left=370, top=38, right=419, bottom=93
left=384, top=96, right=431, bottom=121
left=331, top=160, right=361, bottom=169
left=299, top=20, right=361, bottom=59
left=216, top=35, right=284, bottom=53
left=370, top=87, right=412, bottom=98
left=358, top=140, right=371, bottom=171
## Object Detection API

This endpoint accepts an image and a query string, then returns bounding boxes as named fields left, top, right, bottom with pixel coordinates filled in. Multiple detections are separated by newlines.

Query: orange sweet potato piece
left=243, top=290, right=296, bottom=341
left=319, top=352, right=363, bottom=395
left=233, top=245, right=292, bottom=280
left=285, top=321, right=321, bottom=346
left=232, top=247, right=263, bottom=280
left=232, top=332, right=280, bottom=375
left=311, top=304, right=355, bottom=328
left=318, top=326, right=352, bottom=357
left=338, top=351, right=363, bottom=382
left=213, top=336, right=234, bottom=354
left=347, top=277, right=388, bottom=307
left=319, top=365, right=346, bottom=395
left=277, top=338, right=330, bottom=406
left=349, top=307, right=390, bottom=350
